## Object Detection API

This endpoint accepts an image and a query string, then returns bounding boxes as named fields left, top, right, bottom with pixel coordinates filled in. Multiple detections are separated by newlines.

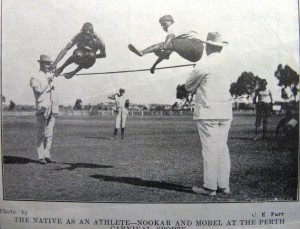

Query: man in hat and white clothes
left=30, top=55, right=58, bottom=164
left=50, top=22, right=106, bottom=79
left=128, top=15, right=204, bottom=73
left=108, top=88, right=130, bottom=140
left=185, top=32, right=232, bottom=195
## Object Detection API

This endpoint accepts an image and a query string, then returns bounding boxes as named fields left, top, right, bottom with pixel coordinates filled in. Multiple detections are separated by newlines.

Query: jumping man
left=51, top=22, right=106, bottom=79
left=128, top=15, right=204, bottom=73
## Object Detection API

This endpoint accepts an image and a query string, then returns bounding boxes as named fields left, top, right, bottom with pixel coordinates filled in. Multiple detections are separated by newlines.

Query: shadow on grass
left=55, top=163, right=113, bottom=171
left=91, top=174, right=193, bottom=193
left=85, top=136, right=112, bottom=140
left=3, top=156, right=38, bottom=164
left=229, top=137, right=253, bottom=140
left=3, top=156, right=114, bottom=172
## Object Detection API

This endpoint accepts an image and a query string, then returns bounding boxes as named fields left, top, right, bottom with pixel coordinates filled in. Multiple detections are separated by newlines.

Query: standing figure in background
left=108, top=88, right=130, bottom=140
left=185, top=32, right=232, bottom=196
left=275, top=109, right=299, bottom=148
left=50, top=22, right=106, bottom=79
left=30, top=55, right=58, bottom=164
left=128, top=15, right=204, bottom=74
left=252, top=79, right=273, bottom=140
left=175, top=84, right=194, bottom=109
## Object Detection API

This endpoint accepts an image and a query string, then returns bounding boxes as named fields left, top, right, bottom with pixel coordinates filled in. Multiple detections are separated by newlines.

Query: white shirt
left=115, top=94, right=128, bottom=108
left=255, top=88, right=272, bottom=103
left=185, top=52, right=233, bottom=120
left=167, top=23, right=200, bottom=40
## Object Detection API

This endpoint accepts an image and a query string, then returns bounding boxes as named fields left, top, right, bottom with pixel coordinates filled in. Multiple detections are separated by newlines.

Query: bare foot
left=128, top=44, right=143, bottom=56
left=64, top=71, right=76, bottom=79
left=150, top=68, right=155, bottom=74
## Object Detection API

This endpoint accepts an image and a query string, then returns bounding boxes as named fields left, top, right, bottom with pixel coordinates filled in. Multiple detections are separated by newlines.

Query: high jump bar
left=61, top=63, right=196, bottom=76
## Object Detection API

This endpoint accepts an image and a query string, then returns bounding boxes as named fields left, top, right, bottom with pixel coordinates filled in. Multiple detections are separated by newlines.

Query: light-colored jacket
left=30, top=71, right=54, bottom=116
left=185, top=52, right=233, bottom=120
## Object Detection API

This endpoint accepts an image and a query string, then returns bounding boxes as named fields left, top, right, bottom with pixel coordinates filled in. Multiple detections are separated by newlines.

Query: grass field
left=2, top=114, right=298, bottom=202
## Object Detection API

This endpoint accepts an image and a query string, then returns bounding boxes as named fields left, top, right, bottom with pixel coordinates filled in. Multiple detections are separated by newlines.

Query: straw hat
left=205, top=32, right=228, bottom=47
left=37, top=55, right=53, bottom=63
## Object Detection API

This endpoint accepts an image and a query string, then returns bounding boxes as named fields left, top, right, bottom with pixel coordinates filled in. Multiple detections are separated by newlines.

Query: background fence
left=2, top=109, right=195, bottom=117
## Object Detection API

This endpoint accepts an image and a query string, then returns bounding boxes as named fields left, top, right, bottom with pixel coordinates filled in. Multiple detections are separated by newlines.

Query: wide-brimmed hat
left=37, top=55, right=53, bottom=63
left=205, top=32, right=228, bottom=47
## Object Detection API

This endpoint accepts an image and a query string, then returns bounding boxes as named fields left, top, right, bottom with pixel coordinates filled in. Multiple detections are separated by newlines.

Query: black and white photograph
left=1, top=0, right=299, bottom=228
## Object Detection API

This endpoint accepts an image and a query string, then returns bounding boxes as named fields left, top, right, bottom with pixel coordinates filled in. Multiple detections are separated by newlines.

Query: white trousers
left=197, top=119, right=232, bottom=190
left=36, top=113, right=56, bottom=160
left=115, top=108, right=128, bottom=128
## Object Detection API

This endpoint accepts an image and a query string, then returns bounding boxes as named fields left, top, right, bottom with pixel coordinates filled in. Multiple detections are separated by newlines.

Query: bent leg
left=129, top=42, right=168, bottom=57
left=83, top=51, right=96, bottom=68
left=73, top=49, right=86, bottom=65
left=141, top=43, right=166, bottom=55
left=55, top=54, right=76, bottom=76
left=173, top=38, right=204, bottom=62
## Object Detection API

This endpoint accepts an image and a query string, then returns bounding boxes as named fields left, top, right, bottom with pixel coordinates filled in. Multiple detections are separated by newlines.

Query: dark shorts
left=73, top=48, right=96, bottom=69
left=172, top=38, right=204, bottom=62
left=255, top=102, right=272, bottom=126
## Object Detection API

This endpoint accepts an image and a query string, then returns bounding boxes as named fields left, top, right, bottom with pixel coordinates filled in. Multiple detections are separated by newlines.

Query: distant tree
left=275, top=64, right=299, bottom=101
left=8, top=100, right=16, bottom=110
left=137, top=105, right=148, bottom=110
left=155, top=105, right=165, bottom=111
left=84, top=103, right=92, bottom=111
left=74, top=99, right=82, bottom=110
left=230, top=72, right=262, bottom=100
left=1, top=94, right=6, bottom=103
left=171, top=102, right=179, bottom=110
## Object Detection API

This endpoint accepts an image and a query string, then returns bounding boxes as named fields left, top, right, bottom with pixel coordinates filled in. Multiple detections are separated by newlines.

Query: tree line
left=230, top=64, right=299, bottom=103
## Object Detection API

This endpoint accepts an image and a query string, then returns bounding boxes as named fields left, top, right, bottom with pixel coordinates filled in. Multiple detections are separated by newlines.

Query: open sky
left=2, top=0, right=299, bottom=106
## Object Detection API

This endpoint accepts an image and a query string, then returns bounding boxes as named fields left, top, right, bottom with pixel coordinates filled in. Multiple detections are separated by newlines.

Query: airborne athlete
left=128, top=15, right=204, bottom=74
left=51, top=22, right=106, bottom=79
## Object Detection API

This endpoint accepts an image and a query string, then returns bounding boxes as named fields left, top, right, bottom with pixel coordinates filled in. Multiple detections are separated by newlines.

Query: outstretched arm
left=50, top=38, right=76, bottom=70
left=95, top=35, right=106, bottom=59
left=108, top=93, right=117, bottom=100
